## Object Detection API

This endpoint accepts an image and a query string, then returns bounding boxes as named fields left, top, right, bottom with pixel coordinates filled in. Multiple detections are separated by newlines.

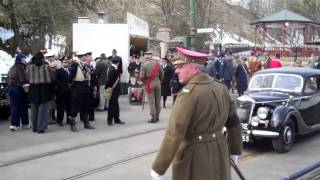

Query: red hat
left=173, top=47, right=208, bottom=65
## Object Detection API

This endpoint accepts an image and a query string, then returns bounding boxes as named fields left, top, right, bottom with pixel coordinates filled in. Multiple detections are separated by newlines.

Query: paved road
left=0, top=95, right=320, bottom=180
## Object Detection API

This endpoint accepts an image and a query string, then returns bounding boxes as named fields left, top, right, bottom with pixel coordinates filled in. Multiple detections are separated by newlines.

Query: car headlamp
left=257, top=107, right=270, bottom=120
left=251, top=116, right=259, bottom=127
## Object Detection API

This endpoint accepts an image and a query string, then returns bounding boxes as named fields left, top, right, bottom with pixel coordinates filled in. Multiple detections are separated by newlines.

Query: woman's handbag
left=103, top=68, right=119, bottom=100
left=22, top=84, right=30, bottom=93
left=103, top=87, right=113, bottom=100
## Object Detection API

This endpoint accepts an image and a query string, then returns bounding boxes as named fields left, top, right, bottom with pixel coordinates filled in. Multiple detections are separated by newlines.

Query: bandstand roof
left=251, top=9, right=320, bottom=26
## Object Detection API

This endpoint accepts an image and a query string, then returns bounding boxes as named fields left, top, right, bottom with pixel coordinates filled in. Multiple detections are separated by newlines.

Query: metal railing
left=280, top=160, right=320, bottom=180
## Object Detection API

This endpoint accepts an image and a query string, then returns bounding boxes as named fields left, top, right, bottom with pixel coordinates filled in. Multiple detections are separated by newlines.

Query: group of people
left=7, top=46, right=246, bottom=180
left=7, top=49, right=125, bottom=133
left=203, top=50, right=284, bottom=96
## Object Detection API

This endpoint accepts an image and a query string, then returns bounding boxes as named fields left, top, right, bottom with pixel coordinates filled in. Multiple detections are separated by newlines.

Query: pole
left=189, top=0, right=197, bottom=50
left=189, top=0, right=196, bottom=36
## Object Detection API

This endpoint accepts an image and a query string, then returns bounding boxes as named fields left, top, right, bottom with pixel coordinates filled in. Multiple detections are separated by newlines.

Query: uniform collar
left=187, top=73, right=213, bottom=85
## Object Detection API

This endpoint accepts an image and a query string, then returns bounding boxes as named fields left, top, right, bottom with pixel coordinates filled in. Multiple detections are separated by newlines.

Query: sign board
left=197, top=28, right=214, bottom=33
left=73, top=23, right=130, bottom=82
left=127, top=12, right=149, bottom=37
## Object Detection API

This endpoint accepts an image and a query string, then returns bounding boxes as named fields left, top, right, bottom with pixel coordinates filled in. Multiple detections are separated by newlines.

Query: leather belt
left=186, top=129, right=224, bottom=143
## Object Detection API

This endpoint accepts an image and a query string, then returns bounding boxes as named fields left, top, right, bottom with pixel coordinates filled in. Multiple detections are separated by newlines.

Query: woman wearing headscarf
left=27, top=52, right=53, bottom=133
left=8, top=54, right=30, bottom=131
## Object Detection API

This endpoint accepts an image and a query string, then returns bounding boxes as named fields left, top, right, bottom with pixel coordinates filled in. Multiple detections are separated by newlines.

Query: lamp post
left=189, top=0, right=196, bottom=36
left=189, top=0, right=198, bottom=50
left=98, top=11, right=107, bottom=23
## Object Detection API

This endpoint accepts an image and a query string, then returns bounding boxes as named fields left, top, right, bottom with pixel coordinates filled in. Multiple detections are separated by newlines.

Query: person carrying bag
left=103, top=68, right=119, bottom=100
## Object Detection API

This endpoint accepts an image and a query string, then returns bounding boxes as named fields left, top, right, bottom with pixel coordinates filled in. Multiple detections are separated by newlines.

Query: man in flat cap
left=150, top=47, right=242, bottom=180
left=68, top=50, right=95, bottom=132
left=139, top=51, right=164, bottom=123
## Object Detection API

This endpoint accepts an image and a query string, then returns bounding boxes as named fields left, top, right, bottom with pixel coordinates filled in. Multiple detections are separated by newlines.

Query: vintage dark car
left=0, top=73, right=10, bottom=119
left=236, top=67, right=320, bottom=153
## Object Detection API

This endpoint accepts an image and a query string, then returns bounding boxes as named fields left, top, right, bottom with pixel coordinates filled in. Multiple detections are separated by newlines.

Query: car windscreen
left=249, top=73, right=303, bottom=93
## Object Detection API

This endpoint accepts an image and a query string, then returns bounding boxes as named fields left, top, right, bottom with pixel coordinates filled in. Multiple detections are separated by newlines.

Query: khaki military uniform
left=152, top=73, right=242, bottom=180
left=139, top=60, right=164, bottom=120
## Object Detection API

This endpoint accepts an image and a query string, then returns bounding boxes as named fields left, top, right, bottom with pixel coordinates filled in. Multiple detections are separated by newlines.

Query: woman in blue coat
left=235, top=57, right=249, bottom=96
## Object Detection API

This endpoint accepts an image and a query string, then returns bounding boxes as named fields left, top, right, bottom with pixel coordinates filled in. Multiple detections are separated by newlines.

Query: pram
left=128, top=76, right=144, bottom=104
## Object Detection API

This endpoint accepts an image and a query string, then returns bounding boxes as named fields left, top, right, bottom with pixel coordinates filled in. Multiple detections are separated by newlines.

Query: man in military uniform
left=150, top=47, right=242, bottom=180
left=68, top=51, right=95, bottom=132
left=139, top=52, right=164, bottom=123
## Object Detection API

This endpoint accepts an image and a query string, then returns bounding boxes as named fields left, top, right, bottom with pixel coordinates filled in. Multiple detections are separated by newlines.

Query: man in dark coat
left=8, top=54, right=29, bottom=131
left=106, top=57, right=124, bottom=125
left=161, top=57, right=173, bottom=108
left=68, top=51, right=95, bottom=132
left=55, top=56, right=72, bottom=126
left=235, top=57, right=249, bottom=96
left=220, top=53, right=233, bottom=91
left=205, top=55, right=216, bottom=78
left=94, top=56, right=111, bottom=111
left=109, top=49, right=123, bottom=76
left=88, top=54, right=98, bottom=121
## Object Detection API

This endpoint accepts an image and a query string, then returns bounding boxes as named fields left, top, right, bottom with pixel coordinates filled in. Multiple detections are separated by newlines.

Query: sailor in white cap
left=68, top=50, right=95, bottom=132
left=44, top=50, right=61, bottom=69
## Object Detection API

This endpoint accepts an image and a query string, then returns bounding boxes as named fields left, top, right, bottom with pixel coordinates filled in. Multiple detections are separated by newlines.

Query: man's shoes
left=38, top=130, right=46, bottom=134
left=22, top=124, right=31, bottom=129
left=84, top=123, right=95, bottom=129
left=70, top=125, right=79, bottom=132
left=114, top=120, right=125, bottom=124
left=10, top=125, right=18, bottom=131
left=48, top=120, right=57, bottom=125
left=107, top=122, right=113, bottom=126
left=57, top=122, right=64, bottom=126
left=148, top=119, right=157, bottom=123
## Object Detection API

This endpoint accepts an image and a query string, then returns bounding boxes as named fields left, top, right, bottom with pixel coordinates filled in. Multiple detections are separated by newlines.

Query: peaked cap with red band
left=173, top=47, right=209, bottom=65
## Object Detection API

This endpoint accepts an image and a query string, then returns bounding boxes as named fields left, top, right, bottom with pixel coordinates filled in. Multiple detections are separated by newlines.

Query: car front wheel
left=272, top=118, right=295, bottom=153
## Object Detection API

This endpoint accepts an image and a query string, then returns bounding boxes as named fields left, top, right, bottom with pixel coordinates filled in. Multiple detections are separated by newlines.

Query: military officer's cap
left=76, top=50, right=92, bottom=56
left=143, top=51, right=153, bottom=55
left=44, top=50, right=56, bottom=58
left=143, top=51, right=154, bottom=61
left=173, top=47, right=208, bottom=65
left=60, top=56, right=70, bottom=61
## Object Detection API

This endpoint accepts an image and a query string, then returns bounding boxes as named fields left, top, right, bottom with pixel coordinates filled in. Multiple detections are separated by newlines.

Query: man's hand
left=150, top=169, right=163, bottom=180
left=231, top=155, right=239, bottom=164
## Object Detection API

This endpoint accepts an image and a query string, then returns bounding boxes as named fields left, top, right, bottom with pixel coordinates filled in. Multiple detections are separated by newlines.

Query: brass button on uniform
left=212, top=133, right=216, bottom=138
left=198, top=136, right=202, bottom=140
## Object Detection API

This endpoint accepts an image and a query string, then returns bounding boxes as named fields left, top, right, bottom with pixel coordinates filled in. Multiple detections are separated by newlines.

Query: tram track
left=61, top=145, right=267, bottom=179
left=0, top=122, right=267, bottom=180
left=62, top=148, right=267, bottom=180
left=0, top=127, right=165, bottom=168
left=63, top=150, right=158, bottom=180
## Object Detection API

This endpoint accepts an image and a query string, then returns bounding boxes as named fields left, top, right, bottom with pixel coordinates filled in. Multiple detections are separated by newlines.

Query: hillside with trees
left=0, top=0, right=319, bottom=55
